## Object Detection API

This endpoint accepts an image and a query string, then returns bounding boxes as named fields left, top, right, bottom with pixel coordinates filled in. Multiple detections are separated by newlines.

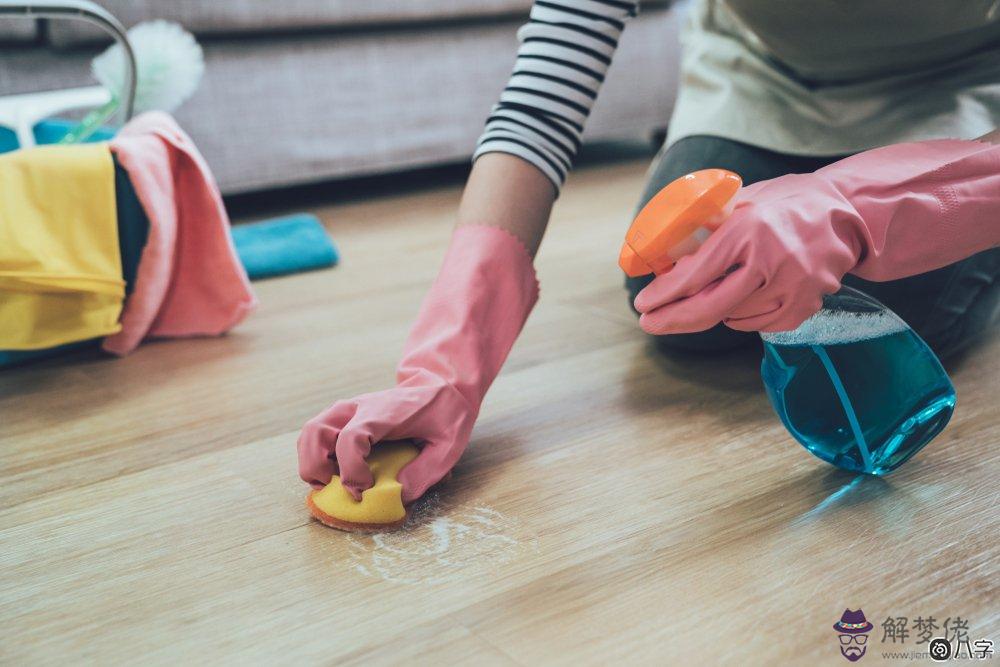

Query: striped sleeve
left=474, top=0, right=639, bottom=193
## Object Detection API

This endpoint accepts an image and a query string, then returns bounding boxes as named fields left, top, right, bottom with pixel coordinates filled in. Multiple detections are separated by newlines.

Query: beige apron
left=666, top=0, right=1000, bottom=155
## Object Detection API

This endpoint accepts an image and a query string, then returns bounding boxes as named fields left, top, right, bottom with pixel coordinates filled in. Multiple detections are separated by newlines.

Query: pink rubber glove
left=635, top=139, right=1000, bottom=334
left=297, top=225, right=538, bottom=503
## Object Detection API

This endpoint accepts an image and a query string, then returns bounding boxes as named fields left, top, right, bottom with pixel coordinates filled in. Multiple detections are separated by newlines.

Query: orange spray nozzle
left=619, top=169, right=742, bottom=277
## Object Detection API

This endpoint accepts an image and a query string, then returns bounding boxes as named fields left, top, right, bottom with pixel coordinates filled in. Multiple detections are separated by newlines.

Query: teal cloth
left=0, top=118, right=115, bottom=154
left=231, top=214, right=338, bottom=280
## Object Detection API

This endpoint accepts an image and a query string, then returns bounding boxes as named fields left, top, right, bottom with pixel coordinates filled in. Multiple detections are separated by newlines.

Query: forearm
left=300, top=157, right=545, bottom=502
left=461, top=0, right=637, bottom=258
left=457, top=152, right=556, bottom=258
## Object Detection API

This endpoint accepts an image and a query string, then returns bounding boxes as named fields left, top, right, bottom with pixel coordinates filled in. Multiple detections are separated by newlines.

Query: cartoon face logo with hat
left=834, top=609, right=873, bottom=661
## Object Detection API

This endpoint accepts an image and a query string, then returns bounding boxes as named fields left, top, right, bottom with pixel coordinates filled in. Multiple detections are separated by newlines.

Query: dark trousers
left=625, top=136, right=1000, bottom=359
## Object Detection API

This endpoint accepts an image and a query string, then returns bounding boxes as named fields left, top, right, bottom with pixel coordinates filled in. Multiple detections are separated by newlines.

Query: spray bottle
left=621, top=170, right=956, bottom=474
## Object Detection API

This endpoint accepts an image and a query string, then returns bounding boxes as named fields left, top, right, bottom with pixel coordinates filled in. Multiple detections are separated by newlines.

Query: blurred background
left=1, top=0, right=686, bottom=197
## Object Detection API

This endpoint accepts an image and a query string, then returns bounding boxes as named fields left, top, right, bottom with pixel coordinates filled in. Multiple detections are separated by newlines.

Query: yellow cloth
left=0, top=144, right=123, bottom=350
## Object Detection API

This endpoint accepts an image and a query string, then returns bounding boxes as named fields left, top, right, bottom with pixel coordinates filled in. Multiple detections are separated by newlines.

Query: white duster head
left=92, top=20, right=205, bottom=114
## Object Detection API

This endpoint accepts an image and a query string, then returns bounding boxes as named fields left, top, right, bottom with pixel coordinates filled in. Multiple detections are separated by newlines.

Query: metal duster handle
left=0, top=0, right=136, bottom=122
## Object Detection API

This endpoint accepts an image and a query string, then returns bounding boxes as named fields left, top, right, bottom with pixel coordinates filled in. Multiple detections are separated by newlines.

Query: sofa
left=0, top=1, right=686, bottom=195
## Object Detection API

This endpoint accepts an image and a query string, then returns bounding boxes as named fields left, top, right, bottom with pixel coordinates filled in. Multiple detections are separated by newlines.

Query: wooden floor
left=2, top=153, right=997, bottom=665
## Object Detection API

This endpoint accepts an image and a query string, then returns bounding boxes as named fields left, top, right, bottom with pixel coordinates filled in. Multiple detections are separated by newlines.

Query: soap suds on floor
left=346, top=495, right=538, bottom=585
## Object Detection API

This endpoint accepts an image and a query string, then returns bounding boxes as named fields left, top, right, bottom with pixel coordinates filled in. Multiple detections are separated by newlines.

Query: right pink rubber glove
left=635, top=139, right=1000, bottom=334
left=298, top=224, right=538, bottom=503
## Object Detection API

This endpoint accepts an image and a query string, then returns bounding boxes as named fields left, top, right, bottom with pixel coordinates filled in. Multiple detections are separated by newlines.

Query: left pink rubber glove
left=297, top=225, right=539, bottom=503
left=635, top=139, right=1000, bottom=334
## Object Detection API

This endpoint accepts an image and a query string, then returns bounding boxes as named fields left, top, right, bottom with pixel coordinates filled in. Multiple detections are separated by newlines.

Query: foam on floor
left=344, top=494, right=538, bottom=585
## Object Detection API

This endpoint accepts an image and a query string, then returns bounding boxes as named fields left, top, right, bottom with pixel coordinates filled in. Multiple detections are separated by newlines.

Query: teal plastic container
left=760, top=286, right=955, bottom=474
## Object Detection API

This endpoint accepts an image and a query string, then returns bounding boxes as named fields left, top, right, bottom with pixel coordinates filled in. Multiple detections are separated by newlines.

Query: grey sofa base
left=0, top=6, right=682, bottom=194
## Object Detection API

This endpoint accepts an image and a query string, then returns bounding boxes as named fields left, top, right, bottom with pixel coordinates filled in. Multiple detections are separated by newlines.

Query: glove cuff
left=396, top=224, right=539, bottom=404
left=818, top=139, right=1000, bottom=281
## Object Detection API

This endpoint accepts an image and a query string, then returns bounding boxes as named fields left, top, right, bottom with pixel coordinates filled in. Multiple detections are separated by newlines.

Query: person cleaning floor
left=298, top=1, right=1000, bottom=508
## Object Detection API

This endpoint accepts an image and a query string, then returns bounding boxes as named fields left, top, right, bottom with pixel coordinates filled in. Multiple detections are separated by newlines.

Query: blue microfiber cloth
left=231, top=213, right=338, bottom=280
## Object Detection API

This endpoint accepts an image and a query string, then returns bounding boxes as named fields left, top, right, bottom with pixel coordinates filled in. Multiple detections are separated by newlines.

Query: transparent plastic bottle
left=759, top=286, right=955, bottom=474
left=621, top=169, right=956, bottom=474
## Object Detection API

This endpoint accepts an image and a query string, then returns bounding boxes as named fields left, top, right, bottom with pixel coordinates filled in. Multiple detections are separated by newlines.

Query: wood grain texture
left=1, top=155, right=997, bottom=665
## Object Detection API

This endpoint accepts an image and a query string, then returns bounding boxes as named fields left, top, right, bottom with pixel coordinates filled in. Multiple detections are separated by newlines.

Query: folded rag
left=0, top=143, right=123, bottom=350
left=102, top=112, right=256, bottom=355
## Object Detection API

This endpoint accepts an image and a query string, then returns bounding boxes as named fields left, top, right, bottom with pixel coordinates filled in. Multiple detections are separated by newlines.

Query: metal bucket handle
left=0, top=0, right=136, bottom=122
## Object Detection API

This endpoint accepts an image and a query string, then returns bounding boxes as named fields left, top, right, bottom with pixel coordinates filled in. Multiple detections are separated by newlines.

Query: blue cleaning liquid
left=761, top=311, right=956, bottom=474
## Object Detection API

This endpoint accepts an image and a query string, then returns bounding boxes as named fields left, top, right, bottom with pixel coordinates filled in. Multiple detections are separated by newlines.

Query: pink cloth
left=635, top=139, right=1000, bottom=334
left=102, top=112, right=256, bottom=355
left=298, top=225, right=539, bottom=503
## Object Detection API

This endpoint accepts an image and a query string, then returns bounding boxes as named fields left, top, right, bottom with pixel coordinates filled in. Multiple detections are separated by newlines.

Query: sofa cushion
left=0, top=18, right=38, bottom=45
left=48, top=1, right=672, bottom=48
left=46, top=0, right=535, bottom=48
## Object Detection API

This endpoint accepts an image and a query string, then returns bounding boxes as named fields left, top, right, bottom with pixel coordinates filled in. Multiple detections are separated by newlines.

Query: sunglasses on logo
left=839, top=635, right=869, bottom=645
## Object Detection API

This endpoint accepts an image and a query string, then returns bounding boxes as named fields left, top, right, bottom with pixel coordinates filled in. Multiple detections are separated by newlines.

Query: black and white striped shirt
left=474, top=0, right=639, bottom=193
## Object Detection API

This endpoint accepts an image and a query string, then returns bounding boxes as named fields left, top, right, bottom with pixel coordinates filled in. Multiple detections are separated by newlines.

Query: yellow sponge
left=306, top=441, right=419, bottom=532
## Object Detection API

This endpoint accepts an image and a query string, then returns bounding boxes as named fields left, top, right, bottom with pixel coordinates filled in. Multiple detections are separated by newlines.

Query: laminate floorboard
left=2, top=156, right=996, bottom=665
